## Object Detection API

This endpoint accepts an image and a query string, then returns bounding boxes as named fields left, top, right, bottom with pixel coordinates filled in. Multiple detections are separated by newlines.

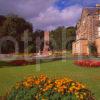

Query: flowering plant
left=7, top=75, right=95, bottom=100
left=74, top=60, right=100, bottom=67
left=8, top=60, right=36, bottom=66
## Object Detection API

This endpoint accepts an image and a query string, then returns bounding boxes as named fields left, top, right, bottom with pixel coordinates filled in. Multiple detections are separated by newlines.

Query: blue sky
left=0, top=0, right=100, bottom=30
left=55, top=0, right=100, bottom=9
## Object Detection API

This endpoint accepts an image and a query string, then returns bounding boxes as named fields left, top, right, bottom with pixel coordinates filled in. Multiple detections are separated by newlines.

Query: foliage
left=0, top=14, right=33, bottom=53
left=32, top=30, right=44, bottom=53
left=7, top=75, right=95, bottom=100
left=0, top=15, right=33, bottom=39
left=0, top=15, right=76, bottom=53
left=0, top=15, right=45, bottom=53
left=66, top=26, right=76, bottom=37
left=50, top=26, right=76, bottom=51
left=89, top=43, right=97, bottom=56
left=0, top=60, right=99, bottom=99
left=0, top=15, right=6, bottom=27
left=1, top=40, right=15, bottom=54
left=66, top=26, right=76, bottom=50
left=50, top=26, right=66, bottom=50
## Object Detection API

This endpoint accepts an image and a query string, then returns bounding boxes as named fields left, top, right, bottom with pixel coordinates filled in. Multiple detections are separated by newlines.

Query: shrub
left=7, top=75, right=95, bottom=100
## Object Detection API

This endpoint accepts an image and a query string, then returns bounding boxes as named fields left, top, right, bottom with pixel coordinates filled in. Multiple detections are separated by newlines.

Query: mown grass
left=0, top=60, right=100, bottom=99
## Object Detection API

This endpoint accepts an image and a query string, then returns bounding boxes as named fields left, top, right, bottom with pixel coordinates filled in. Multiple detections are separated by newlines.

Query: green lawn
left=0, top=60, right=100, bottom=99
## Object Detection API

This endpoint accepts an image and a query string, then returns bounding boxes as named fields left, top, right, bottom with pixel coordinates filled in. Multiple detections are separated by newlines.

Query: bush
left=7, top=75, right=95, bottom=100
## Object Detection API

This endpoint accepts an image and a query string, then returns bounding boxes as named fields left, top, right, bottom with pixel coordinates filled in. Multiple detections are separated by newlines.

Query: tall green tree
left=50, top=26, right=76, bottom=51
left=32, top=30, right=44, bottom=53
left=0, top=15, right=33, bottom=40
left=50, top=26, right=66, bottom=50
left=66, top=26, right=76, bottom=50
left=0, top=15, right=6, bottom=37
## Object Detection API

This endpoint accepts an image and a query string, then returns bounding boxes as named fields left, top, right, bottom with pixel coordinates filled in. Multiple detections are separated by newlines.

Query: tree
left=89, top=43, right=97, bottom=56
left=0, top=14, right=33, bottom=53
left=50, top=26, right=66, bottom=50
left=0, top=14, right=33, bottom=40
left=50, top=26, right=76, bottom=51
left=32, top=30, right=44, bottom=53
left=66, top=26, right=76, bottom=37
left=66, top=26, right=76, bottom=50
left=0, top=15, right=6, bottom=26
left=1, top=40, right=15, bottom=54
left=0, top=15, right=6, bottom=37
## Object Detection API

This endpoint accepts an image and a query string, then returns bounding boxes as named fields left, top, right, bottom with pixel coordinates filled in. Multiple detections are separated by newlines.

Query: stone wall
left=95, top=38, right=100, bottom=56
left=72, top=39, right=89, bottom=56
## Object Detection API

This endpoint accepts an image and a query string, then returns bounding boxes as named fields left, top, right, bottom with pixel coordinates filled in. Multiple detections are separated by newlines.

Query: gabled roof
left=76, top=6, right=100, bottom=27
left=83, top=7, right=100, bottom=15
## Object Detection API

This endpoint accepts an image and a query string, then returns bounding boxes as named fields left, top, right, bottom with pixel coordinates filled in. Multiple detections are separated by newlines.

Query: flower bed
left=7, top=75, right=95, bottom=100
left=74, top=60, right=100, bottom=67
left=8, top=60, right=36, bottom=66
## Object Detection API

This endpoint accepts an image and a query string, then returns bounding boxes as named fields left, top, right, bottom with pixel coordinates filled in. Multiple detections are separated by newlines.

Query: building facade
left=72, top=4, right=100, bottom=56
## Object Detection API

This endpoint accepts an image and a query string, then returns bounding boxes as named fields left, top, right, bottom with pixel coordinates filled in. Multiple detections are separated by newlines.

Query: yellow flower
left=75, top=92, right=79, bottom=95
left=23, top=81, right=32, bottom=88
left=80, top=95, right=83, bottom=99
left=72, top=83, right=75, bottom=86
left=81, top=85, right=85, bottom=88
left=83, top=92, right=86, bottom=96
left=15, top=82, right=20, bottom=89
left=35, top=80, right=40, bottom=85
left=47, top=79, right=51, bottom=84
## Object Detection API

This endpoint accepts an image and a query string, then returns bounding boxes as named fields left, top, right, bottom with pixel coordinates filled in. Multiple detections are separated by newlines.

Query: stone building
left=72, top=4, right=100, bottom=56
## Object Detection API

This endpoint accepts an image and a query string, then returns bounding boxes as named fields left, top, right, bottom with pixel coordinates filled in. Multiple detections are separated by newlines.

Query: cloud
left=30, top=5, right=82, bottom=30
left=0, top=0, right=56, bottom=18
left=0, top=0, right=82, bottom=30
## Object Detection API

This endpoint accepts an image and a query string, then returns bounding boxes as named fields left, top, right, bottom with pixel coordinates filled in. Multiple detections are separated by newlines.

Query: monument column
left=43, top=32, right=49, bottom=56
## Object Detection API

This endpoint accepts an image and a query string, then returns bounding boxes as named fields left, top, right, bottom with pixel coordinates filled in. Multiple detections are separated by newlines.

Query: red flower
left=74, top=60, right=100, bottom=68
left=8, top=60, right=29, bottom=66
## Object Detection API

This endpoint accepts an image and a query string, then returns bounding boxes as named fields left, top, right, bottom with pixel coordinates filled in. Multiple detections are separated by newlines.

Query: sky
left=0, top=0, right=100, bottom=31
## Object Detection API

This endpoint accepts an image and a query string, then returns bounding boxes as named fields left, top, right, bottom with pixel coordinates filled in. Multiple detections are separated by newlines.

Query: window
left=82, top=19, right=85, bottom=25
left=76, top=35, right=79, bottom=40
left=99, top=15, right=100, bottom=20
left=77, top=42, right=81, bottom=53
left=98, top=27, right=100, bottom=36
